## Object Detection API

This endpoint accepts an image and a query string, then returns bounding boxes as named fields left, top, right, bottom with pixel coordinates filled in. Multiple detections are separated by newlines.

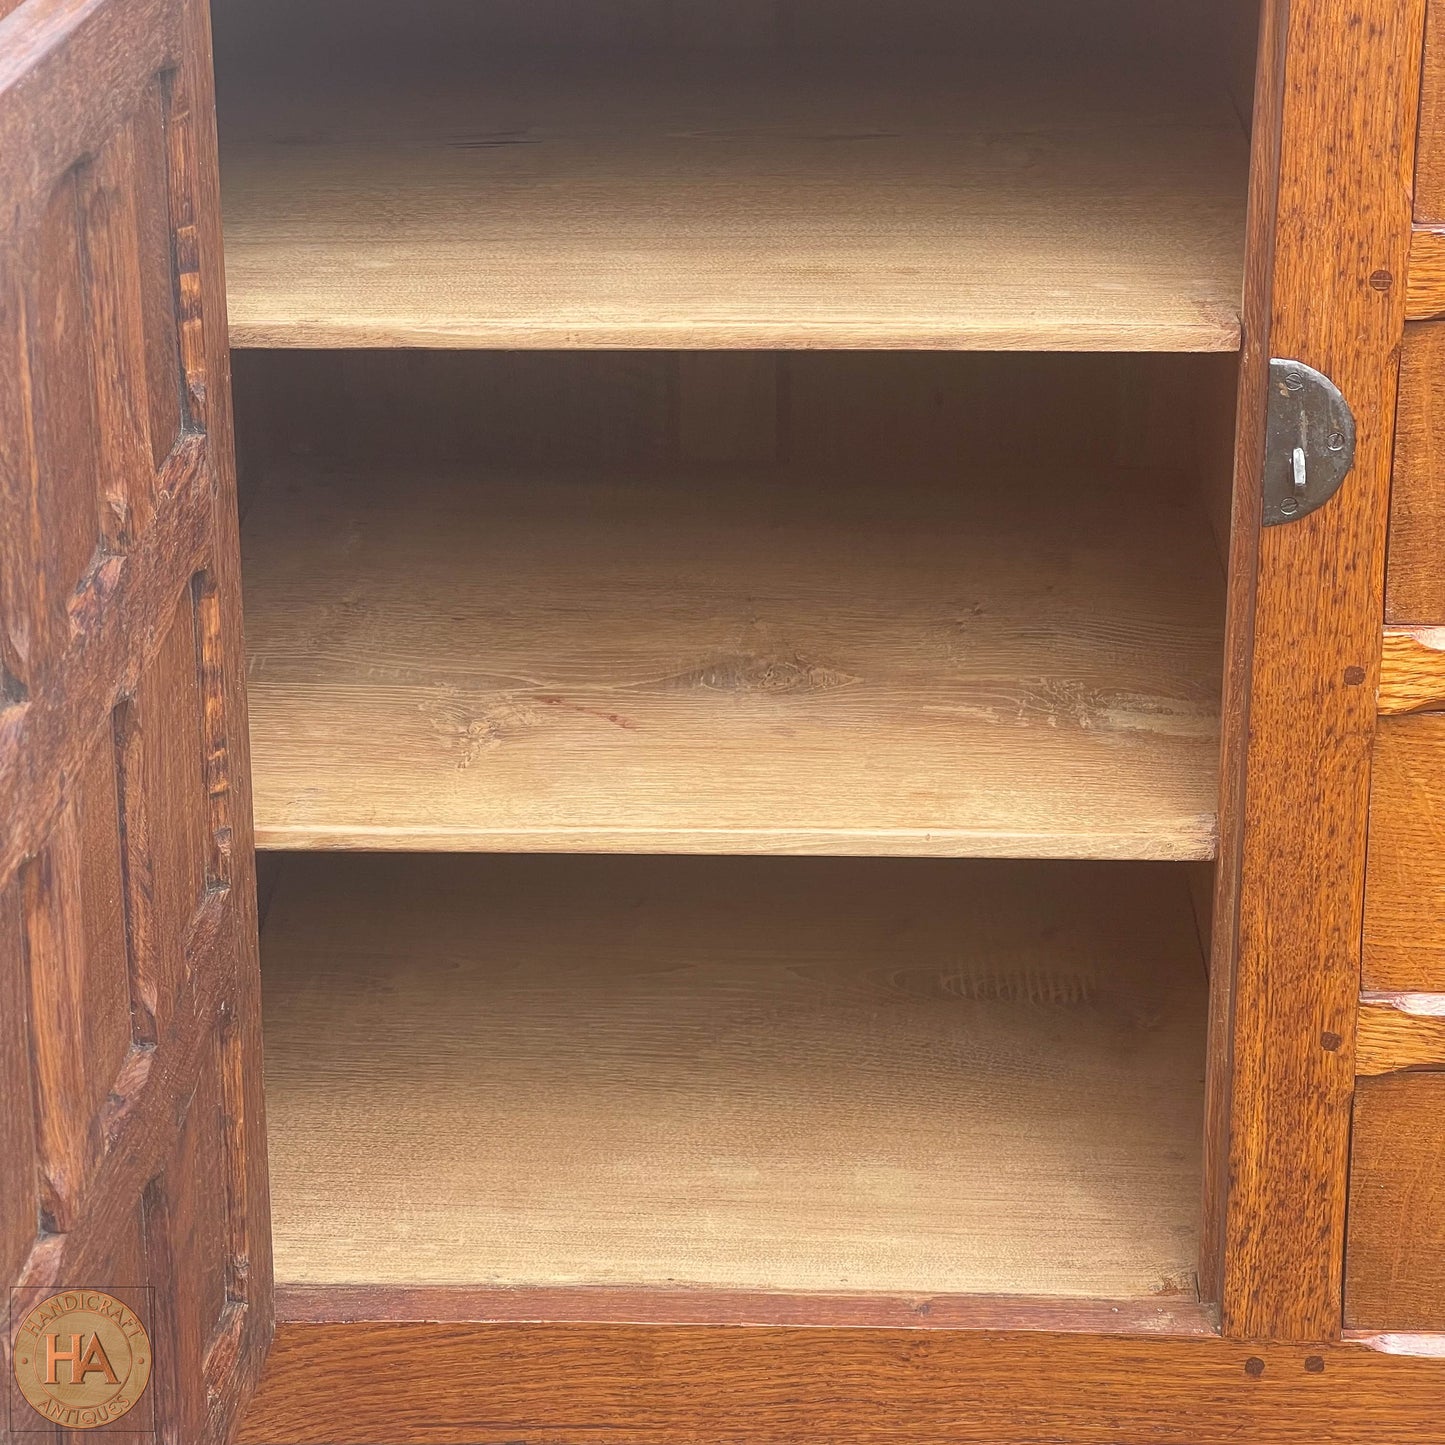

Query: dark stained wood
left=0, top=0, right=270, bottom=1437
left=1377, top=626, right=1445, bottom=712
left=1363, top=715, right=1445, bottom=990
left=1202, top=0, right=1426, bottom=1342
left=238, top=1320, right=1445, bottom=1445
left=275, top=1284, right=1217, bottom=1335
left=0, top=883, right=35, bottom=1291
left=1356, top=994, right=1445, bottom=1075
left=1385, top=325, right=1445, bottom=622
left=1346, top=1073, right=1445, bottom=1331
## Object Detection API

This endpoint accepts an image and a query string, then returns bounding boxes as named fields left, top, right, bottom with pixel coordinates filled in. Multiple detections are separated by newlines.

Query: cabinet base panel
left=237, top=1316, right=1445, bottom=1445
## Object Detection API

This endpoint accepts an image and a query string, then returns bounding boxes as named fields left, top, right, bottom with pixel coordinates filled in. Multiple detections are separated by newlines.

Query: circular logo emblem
left=12, top=1290, right=151, bottom=1430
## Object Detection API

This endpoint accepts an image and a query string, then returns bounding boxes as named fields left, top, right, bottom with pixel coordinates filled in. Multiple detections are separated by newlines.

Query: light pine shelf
left=262, top=853, right=1208, bottom=1297
left=242, top=459, right=1225, bottom=857
left=219, top=58, right=1248, bottom=351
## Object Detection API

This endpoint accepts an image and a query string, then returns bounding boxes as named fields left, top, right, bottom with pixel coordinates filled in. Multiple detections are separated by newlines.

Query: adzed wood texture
left=237, top=1319, right=1445, bottom=1445
left=261, top=854, right=1206, bottom=1299
left=0, top=0, right=270, bottom=1436
left=243, top=462, right=1224, bottom=857
left=219, top=56, right=1248, bottom=350
left=1377, top=626, right=1445, bottom=712
left=1414, top=0, right=1445, bottom=223
left=1202, top=0, right=1426, bottom=1341
left=1347, top=1073, right=1445, bottom=1330
left=1356, top=994, right=1445, bottom=1076
left=1405, top=230, right=1445, bottom=319
left=1364, top=716, right=1445, bottom=991
left=1385, top=326, right=1445, bottom=623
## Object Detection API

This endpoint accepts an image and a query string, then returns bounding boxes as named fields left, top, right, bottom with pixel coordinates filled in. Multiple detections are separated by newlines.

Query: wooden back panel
left=211, top=0, right=1257, bottom=65
left=0, top=0, right=269, bottom=1437
left=231, top=349, right=1239, bottom=573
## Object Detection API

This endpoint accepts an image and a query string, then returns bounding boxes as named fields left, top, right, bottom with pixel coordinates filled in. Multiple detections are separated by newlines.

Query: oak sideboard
left=5, top=0, right=1445, bottom=1439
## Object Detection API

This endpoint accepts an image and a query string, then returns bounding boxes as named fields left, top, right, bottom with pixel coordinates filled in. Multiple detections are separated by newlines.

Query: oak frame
left=7, top=0, right=1441, bottom=1433
left=1204, top=0, right=1428, bottom=1342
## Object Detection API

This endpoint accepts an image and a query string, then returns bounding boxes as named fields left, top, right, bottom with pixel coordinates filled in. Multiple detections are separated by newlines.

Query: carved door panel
left=0, top=0, right=271, bottom=1436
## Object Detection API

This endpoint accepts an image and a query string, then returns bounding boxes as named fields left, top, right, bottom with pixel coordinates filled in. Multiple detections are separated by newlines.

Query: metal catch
left=1262, top=359, right=1356, bottom=526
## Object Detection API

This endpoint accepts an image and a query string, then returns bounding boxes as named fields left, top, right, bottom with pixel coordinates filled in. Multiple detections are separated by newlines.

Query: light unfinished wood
left=219, top=57, right=1248, bottom=351
left=242, top=462, right=1224, bottom=857
left=261, top=853, right=1208, bottom=1297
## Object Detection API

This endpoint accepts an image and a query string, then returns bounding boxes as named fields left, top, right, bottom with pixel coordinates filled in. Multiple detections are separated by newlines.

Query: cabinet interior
left=213, top=0, right=1256, bottom=351
left=259, top=853, right=1207, bottom=1297
left=235, top=350, right=1234, bottom=859
left=219, top=0, right=1257, bottom=1309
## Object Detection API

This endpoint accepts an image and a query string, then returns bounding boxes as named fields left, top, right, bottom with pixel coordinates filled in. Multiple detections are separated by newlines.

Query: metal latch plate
left=1262, top=359, right=1356, bottom=526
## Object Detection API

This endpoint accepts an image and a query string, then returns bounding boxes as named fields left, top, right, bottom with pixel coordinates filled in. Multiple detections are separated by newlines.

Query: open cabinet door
left=0, top=0, right=271, bottom=1438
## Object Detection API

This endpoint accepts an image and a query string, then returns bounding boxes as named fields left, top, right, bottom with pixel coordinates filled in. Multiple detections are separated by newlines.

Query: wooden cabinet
left=4, top=0, right=1445, bottom=1440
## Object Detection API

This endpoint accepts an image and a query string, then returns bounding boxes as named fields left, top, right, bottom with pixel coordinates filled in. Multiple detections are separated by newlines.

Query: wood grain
left=1356, top=994, right=1445, bottom=1075
left=262, top=854, right=1207, bottom=1299
left=243, top=462, right=1224, bottom=857
left=210, top=0, right=1262, bottom=70
left=1346, top=1073, right=1445, bottom=1330
left=230, top=348, right=1239, bottom=483
left=0, top=0, right=271, bottom=1435
left=272, top=1283, right=1216, bottom=1334
left=238, top=1321, right=1445, bottom=1445
left=1414, top=0, right=1445, bottom=221
left=1385, top=325, right=1445, bottom=623
left=1364, top=716, right=1445, bottom=990
left=1378, top=626, right=1445, bottom=712
left=1205, top=0, right=1425, bottom=1341
left=219, top=56, right=1248, bottom=351
left=1406, top=228, right=1445, bottom=318
left=1199, top=0, right=1288, bottom=1310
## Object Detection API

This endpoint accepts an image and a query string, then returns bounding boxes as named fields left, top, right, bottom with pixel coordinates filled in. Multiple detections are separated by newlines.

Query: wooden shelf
left=242, top=461, right=1224, bottom=858
left=262, top=853, right=1208, bottom=1297
left=219, top=58, right=1248, bottom=351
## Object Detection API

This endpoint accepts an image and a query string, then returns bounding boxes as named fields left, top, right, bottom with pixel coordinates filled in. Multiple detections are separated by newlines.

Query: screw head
left=1327, top=430, right=1346, bottom=451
